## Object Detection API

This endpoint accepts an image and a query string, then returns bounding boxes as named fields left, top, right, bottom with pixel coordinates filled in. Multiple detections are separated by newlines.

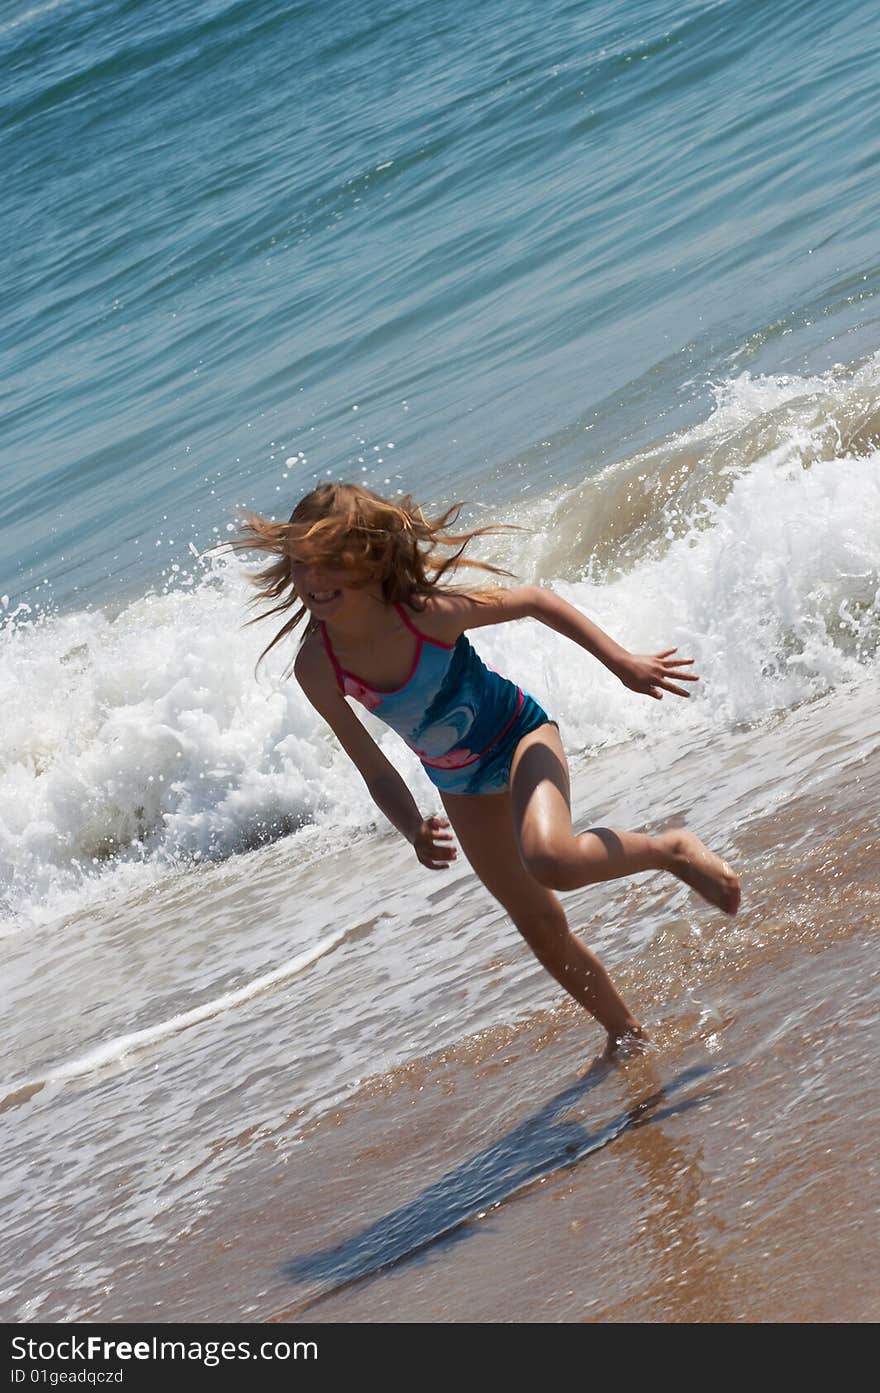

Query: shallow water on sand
left=3, top=678, right=877, bottom=1321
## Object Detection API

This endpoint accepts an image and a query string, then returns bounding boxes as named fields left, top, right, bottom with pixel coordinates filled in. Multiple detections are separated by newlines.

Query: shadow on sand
left=282, top=1059, right=725, bottom=1312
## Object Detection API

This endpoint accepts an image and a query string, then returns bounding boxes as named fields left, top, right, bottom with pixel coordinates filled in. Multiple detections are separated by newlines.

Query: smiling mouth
left=307, top=589, right=341, bottom=604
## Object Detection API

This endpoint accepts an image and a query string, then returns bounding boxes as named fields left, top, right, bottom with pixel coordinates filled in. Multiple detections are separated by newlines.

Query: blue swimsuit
left=320, top=604, right=553, bottom=795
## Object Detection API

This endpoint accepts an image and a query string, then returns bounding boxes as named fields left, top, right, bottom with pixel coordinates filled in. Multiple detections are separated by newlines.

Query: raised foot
left=662, top=830, right=741, bottom=915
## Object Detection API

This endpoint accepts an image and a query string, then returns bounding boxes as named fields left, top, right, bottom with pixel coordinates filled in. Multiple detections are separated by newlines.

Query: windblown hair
left=231, top=481, right=517, bottom=673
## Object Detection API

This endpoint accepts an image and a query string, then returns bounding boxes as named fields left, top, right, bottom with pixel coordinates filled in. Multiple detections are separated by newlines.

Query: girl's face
left=291, top=555, right=377, bottom=617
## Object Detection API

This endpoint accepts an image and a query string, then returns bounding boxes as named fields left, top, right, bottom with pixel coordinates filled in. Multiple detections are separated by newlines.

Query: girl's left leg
left=438, top=787, right=643, bottom=1044
left=509, top=723, right=740, bottom=912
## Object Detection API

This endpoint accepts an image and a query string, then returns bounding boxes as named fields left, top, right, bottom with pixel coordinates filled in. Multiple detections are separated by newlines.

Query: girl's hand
left=413, top=815, right=458, bottom=870
left=614, top=649, right=699, bottom=700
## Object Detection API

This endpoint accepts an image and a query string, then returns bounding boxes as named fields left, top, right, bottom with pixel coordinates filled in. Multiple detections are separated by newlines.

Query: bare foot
left=661, top=830, right=741, bottom=914
left=603, top=1024, right=651, bottom=1061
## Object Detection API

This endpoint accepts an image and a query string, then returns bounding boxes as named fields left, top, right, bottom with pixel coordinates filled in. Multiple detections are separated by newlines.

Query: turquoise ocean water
left=4, top=0, right=879, bottom=608
left=2, top=0, right=880, bottom=1319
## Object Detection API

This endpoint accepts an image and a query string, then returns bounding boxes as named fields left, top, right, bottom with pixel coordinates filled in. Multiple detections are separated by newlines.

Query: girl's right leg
left=509, top=723, right=741, bottom=914
left=439, top=788, right=644, bottom=1046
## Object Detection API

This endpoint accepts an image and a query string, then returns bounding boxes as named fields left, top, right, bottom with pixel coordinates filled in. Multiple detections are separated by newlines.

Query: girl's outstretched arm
left=293, top=637, right=457, bottom=869
left=438, top=585, right=698, bottom=700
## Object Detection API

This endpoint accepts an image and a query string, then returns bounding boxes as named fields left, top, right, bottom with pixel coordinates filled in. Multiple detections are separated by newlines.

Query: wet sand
left=75, top=760, right=878, bottom=1324
left=6, top=685, right=878, bottom=1324
left=267, top=891, right=877, bottom=1322
left=272, top=936, right=877, bottom=1323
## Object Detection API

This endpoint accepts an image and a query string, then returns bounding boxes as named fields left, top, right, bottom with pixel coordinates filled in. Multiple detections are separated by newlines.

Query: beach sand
left=66, top=695, right=878, bottom=1325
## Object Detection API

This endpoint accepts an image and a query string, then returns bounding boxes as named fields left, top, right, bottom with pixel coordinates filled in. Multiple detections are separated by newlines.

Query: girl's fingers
left=653, top=651, right=697, bottom=668
left=636, top=652, right=700, bottom=698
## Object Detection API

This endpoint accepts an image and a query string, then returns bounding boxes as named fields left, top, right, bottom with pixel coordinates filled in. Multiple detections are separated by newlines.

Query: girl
left=237, top=482, right=740, bottom=1054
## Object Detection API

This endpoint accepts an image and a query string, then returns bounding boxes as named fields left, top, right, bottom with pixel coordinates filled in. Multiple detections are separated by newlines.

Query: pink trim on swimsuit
left=320, top=604, right=454, bottom=696
left=320, top=603, right=532, bottom=779
left=319, top=621, right=346, bottom=690
left=395, top=603, right=456, bottom=650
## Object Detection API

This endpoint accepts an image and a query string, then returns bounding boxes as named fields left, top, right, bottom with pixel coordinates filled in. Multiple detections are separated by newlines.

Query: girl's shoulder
left=403, top=587, right=506, bottom=644
left=399, top=593, right=461, bottom=645
left=409, top=584, right=538, bottom=638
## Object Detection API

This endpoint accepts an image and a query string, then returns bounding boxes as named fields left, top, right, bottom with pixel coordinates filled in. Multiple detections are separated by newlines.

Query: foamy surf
left=0, top=922, right=355, bottom=1111
left=2, top=356, right=879, bottom=929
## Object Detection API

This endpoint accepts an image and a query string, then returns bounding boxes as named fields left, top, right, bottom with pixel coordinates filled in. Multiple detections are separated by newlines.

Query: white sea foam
left=0, top=926, right=350, bottom=1106
left=3, top=361, right=879, bottom=929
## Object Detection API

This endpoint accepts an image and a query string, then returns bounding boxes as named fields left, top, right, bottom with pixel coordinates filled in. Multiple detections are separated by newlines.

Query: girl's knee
left=519, top=835, right=576, bottom=890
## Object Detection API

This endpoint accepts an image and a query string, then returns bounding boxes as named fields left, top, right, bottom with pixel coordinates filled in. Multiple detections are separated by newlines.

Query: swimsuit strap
left=395, top=602, right=426, bottom=639
left=320, top=603, right=450, bottom=696
left=395, top=602, right=455, bottom=650
left=319, top=622, right=346, bottom=693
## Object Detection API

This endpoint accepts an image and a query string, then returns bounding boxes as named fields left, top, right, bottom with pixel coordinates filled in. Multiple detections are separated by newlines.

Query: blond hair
left=232, top=481, right=515, bottom=672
